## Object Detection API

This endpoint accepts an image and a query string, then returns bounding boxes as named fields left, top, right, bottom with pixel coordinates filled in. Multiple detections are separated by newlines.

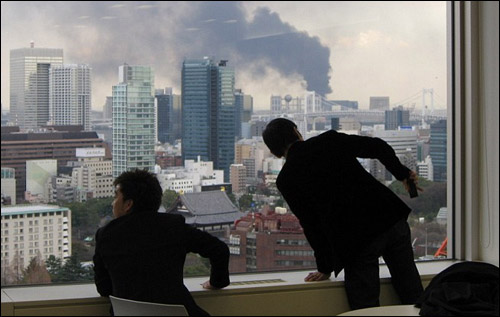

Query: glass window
left=1, top=1, right=448, bottom=286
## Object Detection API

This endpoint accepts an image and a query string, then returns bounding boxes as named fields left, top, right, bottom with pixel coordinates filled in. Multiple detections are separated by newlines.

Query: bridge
left=252, top=89, right=447, bottom=129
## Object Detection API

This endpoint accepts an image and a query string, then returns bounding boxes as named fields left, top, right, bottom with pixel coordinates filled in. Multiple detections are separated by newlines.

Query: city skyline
left=1, top=1, right=447, bottom=112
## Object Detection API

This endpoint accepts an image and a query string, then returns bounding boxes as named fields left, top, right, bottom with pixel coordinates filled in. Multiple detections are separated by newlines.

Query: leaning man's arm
left=186, top=226, right=230, bottom=289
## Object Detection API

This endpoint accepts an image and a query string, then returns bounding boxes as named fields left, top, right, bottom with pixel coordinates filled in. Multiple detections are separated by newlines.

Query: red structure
left=434, top=237, right=448, bottom=257
left=228, top=208, right=315, bottom=273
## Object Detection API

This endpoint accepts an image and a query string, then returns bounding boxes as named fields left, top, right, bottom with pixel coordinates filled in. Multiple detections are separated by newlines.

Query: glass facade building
left=182, top=58, right=235, bottom=181
left=155, top=88, right=181, bottom=144
left=10, top=46, right=64, bottom=129
left=112, top=65, right=155, bottom=178
left=430, top=120, right=447, bottom=182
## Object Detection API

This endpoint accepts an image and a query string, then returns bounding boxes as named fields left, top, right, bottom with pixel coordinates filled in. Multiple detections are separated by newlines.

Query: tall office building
left=112, top=64, right=155, bottom=178
left=182, top=57, right=235, bottom=181
left=10, top=43, right=64, bottom=129
left=234, top=89, right=253, bottom=139
left=49, top=64, right=91, bottom=131
left=385, top=106, right=410, bottom=130
left=156, top=88, right=182, bottom=144
left=430, top=120, right=447, bottom=182
left=369, top=96, right=390, bottom=111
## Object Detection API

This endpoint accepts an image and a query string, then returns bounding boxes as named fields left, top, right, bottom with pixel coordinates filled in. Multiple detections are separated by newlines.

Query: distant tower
left=10, top=43, right=63, bottom=129
left=284, top=94, right=292, bottom=112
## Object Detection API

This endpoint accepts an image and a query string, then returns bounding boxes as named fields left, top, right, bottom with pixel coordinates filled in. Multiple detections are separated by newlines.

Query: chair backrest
left=109, top=295, right=189, bottom=316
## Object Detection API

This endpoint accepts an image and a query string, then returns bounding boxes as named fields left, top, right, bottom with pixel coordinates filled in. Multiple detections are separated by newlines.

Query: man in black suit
left=262, top=118, right=423, bottom=309
left=93, top=169, right=229, bottom=316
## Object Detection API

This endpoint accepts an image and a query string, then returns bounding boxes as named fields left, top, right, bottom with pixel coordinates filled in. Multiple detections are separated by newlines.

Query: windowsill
left=1, top=260, right=460, bottom=316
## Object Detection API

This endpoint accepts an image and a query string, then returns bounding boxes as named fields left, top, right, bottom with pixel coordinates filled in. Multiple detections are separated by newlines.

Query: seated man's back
left=93, top=169, right=230, bottom=316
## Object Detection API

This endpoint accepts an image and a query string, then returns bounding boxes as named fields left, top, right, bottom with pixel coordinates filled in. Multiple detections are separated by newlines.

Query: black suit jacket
left=276, top=130, right=412, bottom=277
left=93, top=212, right=229, bottom=316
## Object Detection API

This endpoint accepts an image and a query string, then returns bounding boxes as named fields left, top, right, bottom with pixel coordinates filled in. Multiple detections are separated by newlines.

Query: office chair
left=109, top=295, right=189, bottom=316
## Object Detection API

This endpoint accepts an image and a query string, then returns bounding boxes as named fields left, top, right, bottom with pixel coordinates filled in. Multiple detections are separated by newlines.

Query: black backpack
left=415, top=261, right=499, bottom=316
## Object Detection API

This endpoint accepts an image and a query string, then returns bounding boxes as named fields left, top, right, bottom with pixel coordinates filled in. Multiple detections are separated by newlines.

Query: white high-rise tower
left=10, top=43, right=63, bottom=129
left=49, top=64, right=92, bottom=131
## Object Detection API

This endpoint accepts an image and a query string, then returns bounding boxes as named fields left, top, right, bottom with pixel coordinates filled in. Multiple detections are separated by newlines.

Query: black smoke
left=4, top=1, right=332, bottom=97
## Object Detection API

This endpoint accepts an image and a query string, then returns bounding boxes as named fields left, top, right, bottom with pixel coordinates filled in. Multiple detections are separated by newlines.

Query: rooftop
left=166, top=191, right=241, bottom=225
left=1, top=204, right=69, bottom=216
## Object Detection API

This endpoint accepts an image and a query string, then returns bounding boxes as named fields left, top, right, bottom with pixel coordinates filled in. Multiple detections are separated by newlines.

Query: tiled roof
left=167, top=191, right=241, bottom=226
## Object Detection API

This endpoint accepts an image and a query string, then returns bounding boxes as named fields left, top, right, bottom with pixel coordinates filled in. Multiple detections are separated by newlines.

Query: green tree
left=58, top=253, right=93, bottom=282
left=389, top=179, right=447, bottom=220
left=238, top=194, right=254, bottom=211
left=226, top=192, right=237, bottom=206
left=45, top=255, right=63, bottom=282
left=183, top=253, right=210, bottom=277
left=162, top=189, right=178, bottom=209
left=61, top=197, right=113, bottom=240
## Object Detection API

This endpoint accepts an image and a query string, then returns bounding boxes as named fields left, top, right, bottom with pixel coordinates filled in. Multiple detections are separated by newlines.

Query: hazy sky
left=1, top=1, right=447, bottom=111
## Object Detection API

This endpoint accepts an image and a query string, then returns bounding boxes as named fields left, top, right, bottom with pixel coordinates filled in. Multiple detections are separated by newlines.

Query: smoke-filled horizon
left=1, top=1, right=447, bottom=111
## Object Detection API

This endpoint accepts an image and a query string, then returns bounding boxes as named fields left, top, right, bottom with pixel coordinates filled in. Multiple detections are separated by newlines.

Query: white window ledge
left=1, top=260, right=459, bottom=316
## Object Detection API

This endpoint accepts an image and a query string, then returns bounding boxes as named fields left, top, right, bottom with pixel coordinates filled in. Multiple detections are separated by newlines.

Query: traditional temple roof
left=165, top=191, right=241, bottom=226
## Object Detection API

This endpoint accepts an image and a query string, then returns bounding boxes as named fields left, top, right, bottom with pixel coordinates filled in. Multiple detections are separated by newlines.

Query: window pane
left=1, top=1, right=448, bottom=286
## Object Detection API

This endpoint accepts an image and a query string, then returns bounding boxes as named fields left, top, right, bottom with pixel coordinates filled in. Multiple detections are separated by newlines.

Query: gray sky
left=1, top=1, right=447, bottom=111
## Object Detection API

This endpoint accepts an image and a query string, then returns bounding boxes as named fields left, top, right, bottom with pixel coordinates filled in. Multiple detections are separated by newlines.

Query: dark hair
left=113, top=169, right=162, bottom=213
left=262, top=118, right=300, bottom=157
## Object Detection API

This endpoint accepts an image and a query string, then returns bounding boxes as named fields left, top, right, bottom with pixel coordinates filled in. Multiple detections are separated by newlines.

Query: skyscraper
left=430, top=120, right=447, bottom=182
left=385, top=106, right=410, bottom=130
left=112, top=64, right=155, bottom=178
left=182, top=57, right=235, bottom=181
left=49, top=64, right=92, bottom=131
left=234, top=89, right=253, bottom=140
left=156, top=88, right=181, bottom=144
left=10, top=43, right=64, bottom=129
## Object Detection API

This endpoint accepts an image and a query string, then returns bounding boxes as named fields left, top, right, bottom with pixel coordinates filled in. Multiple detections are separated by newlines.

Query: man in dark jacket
left=93, top=169, right=230, bottom=316
left=262, top=118, right=423, bottom=309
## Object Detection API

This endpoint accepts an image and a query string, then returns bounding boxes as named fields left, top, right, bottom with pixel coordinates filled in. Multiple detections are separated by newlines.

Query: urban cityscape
left=1, top=1, right=448, bottom=286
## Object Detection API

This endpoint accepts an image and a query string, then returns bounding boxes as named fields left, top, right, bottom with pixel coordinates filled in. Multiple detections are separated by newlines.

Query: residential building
left=1, top=205, right=71, bottom=281
left=48, top=64, right=91, bottom=131
left=230, top=164, right=247, bottom=193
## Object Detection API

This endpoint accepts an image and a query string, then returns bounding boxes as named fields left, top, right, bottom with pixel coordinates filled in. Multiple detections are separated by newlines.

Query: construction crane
left=434, top=237, right=448, bottom=257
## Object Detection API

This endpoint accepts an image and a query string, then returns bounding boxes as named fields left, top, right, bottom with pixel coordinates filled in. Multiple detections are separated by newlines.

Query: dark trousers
left=343, top=219, right=424, bottom=310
